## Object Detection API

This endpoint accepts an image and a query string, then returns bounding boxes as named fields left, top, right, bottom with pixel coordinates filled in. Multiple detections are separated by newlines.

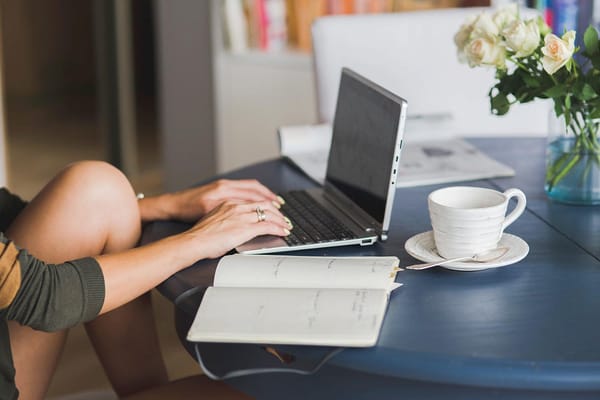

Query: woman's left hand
left=139, top=179, right=283, bottom=222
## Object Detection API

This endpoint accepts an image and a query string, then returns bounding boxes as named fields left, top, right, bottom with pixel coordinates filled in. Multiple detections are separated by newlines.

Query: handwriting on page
left=268, top=257, right=397, bottom=278
left=244, top=289, right=381, bottom=330
left=213, top=255, right=400, bottom=293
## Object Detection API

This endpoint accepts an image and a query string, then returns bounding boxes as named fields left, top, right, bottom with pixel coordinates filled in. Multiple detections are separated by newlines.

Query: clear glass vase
left=545, top=111, right=600, bottom=205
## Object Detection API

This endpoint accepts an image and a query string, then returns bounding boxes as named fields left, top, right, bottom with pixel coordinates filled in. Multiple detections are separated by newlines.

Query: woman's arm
left=98, top=199, right=289, bottom=314
left=2, top=198, right=289, bottom=329
left=2, top=239, right=104, bottom=332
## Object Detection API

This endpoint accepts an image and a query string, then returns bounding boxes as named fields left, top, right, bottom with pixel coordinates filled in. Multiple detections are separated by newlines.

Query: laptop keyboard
left=280, top=191, right=357, bottom=246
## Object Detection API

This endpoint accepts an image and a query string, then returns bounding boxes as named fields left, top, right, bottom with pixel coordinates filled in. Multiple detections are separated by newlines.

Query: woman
left=0, top=160, right=291, bottom=399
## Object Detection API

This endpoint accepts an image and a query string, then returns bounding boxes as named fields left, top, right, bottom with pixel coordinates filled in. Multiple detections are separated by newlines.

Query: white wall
left=213, top=52, right=317, bottom=173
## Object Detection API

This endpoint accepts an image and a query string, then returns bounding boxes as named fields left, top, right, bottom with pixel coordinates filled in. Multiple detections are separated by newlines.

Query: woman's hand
left=96, top=198, right=291, bottom=312
left=185, top=199, right=291, bottom=259
left=139, top=179, right=284, bottom=223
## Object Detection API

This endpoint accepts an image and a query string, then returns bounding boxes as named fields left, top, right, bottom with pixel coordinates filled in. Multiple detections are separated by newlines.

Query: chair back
left=311, top=7, right=550, bottom=137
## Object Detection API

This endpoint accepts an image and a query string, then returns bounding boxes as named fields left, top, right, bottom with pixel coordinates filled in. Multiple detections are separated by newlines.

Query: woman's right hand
left=184, top=200, right=291, bottom=259
left=96, top=200, right=290, bottom=314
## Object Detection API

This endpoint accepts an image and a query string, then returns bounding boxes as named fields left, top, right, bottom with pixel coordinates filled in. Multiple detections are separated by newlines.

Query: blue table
left=141, top=138, right=600, bottom=399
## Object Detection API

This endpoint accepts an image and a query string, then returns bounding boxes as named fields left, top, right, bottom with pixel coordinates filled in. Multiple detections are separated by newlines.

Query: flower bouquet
left=455, top=5, right=600, bottom=205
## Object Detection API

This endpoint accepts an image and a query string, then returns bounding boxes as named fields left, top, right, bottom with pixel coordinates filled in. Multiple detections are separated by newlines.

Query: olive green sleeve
left=0, top=236, right=105, bottom=332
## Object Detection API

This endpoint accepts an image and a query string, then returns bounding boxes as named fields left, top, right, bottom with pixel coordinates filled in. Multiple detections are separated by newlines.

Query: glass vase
left=545, top=112, right=600, bottom=205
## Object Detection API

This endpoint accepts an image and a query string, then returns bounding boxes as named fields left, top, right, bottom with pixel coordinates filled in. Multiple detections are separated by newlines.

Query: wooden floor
left=5, top=96, right=201, bottom=398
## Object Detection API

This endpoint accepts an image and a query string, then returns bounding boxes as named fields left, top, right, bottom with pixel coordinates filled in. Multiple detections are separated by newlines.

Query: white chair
left=311, top=7, right=550, bottom=137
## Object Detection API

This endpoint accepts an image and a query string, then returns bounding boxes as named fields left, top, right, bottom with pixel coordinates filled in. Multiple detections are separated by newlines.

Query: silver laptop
left=237, top=68, right=407, bottom=254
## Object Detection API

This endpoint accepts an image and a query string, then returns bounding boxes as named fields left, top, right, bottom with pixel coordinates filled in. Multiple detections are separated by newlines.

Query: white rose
left=465, top=37, right=506, bottom=68
left=472, top=13, right=500, bottom=42
left=541, top=31, right=575, bottom=75
left=503, top=19, right=540, bottom=57
left=492, top=4, right=520, bottom=30
left=454, top=15, right=477, bottom=63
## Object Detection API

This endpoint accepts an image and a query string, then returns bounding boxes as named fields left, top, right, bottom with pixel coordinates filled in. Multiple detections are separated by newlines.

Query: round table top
left=142, top=138, right=600, bottom=391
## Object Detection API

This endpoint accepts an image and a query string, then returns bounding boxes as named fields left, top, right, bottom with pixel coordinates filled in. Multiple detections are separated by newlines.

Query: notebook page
left=187, top=287, right=389, bottom=347
left=213, top=255, right=400, bottom=291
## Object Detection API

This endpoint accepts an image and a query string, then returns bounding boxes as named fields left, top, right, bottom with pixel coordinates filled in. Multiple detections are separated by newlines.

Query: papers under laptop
left=278, top=117, right=514, bottom=188
left=236, top=68, right=407, bottom=255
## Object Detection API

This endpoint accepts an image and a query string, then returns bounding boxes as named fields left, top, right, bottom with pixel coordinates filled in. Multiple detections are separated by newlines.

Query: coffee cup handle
left=501, top=188, right=527, bottom=232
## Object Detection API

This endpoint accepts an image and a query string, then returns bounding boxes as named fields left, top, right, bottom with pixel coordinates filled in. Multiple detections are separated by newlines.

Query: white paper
left=187, top=287, right=389, bottom=347
left=214, top=254, right=400, bottom=291
left=277, top=122, right=514, bottom=187
left=278, top=124, right=332, bottom=183
left=187, top=254, right=402, bottom=346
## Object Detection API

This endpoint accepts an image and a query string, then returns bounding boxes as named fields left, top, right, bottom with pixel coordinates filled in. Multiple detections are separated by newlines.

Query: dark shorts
left=0, top=188, right=27, bottom=233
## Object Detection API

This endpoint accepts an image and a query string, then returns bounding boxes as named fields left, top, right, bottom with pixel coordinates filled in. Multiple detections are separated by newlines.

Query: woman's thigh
left=7, top=160, right=141, bottom=260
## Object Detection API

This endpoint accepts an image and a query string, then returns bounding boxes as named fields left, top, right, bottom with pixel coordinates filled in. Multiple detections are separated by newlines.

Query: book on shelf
left=187, top=254, right=401, bottom=347
left=278, top=120, right=515, bottom=188
left=222, top=0, right=249, bottom=53
left=219, top=0, right=464, bottom=53
left=531, top=0, right=597, bottom=38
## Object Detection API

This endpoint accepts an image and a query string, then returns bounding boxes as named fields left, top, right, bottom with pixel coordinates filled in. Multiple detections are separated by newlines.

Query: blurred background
left=3, top=0, right=581, bottom=397
left=3, top=0, right=160, bottom=199
left=2, top=1, right=196, bottom=397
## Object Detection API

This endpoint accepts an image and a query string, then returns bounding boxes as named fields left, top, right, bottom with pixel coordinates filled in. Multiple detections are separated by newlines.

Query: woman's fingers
left=171, top=179, right=285, bottom=221
left=187, top=200, right=292, bottom=259
left=196, top=200, right=291, bottom=236
left=212, top=179, right=283, bottom=205
left=225, top=179, right=280, bottom=201
left=234, top=202, right=291, bottom=231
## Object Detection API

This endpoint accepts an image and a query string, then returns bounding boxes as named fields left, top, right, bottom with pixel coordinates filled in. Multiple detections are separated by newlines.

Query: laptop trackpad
left=236, top=235, right=288, bottom=253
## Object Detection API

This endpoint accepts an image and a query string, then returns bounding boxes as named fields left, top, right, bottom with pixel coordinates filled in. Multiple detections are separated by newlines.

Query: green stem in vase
left=546, top=152, right=571, bottom=183
left=548, top=152, right=582, bottom=191
left=581, top=155, right=594, bottom=185
left=546, top=117, right=600, bottom=193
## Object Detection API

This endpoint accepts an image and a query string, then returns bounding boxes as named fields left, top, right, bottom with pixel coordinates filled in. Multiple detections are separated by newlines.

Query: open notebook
left=187, top=254, right=402, bottom=347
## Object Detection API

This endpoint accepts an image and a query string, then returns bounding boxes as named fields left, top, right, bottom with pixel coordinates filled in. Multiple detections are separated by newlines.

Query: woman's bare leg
left=123, top=375, right=254, bottom=400
left=6, top=161, right=167, bottom=399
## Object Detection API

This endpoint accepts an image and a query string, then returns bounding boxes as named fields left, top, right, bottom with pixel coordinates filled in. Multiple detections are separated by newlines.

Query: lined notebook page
left=214, top=255, right=400, bottom=291
left=187, top=287, right=389, bottom=347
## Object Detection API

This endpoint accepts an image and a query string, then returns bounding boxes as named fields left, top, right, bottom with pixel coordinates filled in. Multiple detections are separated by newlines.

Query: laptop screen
left=325, top=69, right=404, bottom=223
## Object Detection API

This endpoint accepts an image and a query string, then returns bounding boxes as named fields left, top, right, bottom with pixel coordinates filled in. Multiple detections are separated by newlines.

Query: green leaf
left=588, top=70, right=600, bottom=93
left=563, top=97, right=572, bottom=126
left=584, top=25, right=599, bottom=56
left=589, top=108, right=600, bottom=119
left=521, top=73, right=541, bottom=88
left=544, top=85, right=567, bottom=98
left=588, top=97, right=600, bottom=112
left=490, top=93, right=510, bottom=116
left=581, top=83, right=597, bottom=100
left=554, top=100, right=564, bottom=117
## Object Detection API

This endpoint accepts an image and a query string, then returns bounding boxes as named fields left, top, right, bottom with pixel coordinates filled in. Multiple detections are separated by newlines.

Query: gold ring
left=255, top=206, right=266, bottom=222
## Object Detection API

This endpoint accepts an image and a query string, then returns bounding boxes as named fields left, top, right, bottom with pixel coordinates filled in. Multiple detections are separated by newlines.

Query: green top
left=0, top=189, right=105, bottom=399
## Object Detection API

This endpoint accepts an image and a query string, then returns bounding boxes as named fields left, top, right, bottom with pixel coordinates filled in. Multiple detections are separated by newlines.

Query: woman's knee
left=55, top=161, right=141, bottom=246
left=10, top=161, right=142, bottom=256
left=57, top=161, right=134, bottom=200
left=55, top=161, right=135, bottom=206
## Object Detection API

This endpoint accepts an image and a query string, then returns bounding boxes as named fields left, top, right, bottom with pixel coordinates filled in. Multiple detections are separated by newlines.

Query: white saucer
left=404, top=231, right=529, bottom=271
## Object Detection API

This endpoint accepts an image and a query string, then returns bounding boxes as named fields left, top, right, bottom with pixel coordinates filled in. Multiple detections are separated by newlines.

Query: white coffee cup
left=428, top=186, right=526, bottom=259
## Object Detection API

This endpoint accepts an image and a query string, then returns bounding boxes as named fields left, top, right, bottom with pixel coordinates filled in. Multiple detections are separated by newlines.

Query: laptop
left=236, top=67, right=407, bottom=254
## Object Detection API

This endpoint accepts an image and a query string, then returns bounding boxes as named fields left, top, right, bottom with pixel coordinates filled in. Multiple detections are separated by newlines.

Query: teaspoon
left=405, top=247, right=510, bottom=270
